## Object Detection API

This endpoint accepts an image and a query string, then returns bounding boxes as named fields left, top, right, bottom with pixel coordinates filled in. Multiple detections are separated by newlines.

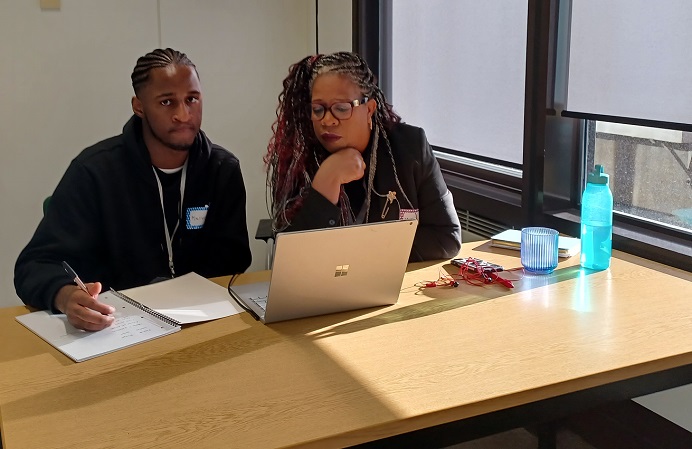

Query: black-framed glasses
left=310, top=97, right=369, bottom=121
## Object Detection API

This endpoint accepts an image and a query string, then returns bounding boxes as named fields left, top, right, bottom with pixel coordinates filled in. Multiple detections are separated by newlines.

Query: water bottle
left=580, top=165, right=613, bottom=270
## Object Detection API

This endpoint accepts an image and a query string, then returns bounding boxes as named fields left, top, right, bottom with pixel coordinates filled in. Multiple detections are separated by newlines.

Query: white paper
left=119, top=272, right=243, bottom=324
left=16, top=292, right=180, bottom=362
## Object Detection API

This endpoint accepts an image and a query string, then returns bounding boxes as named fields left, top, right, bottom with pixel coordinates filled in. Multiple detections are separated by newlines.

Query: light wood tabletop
left=1, top=241, right=691, bottom=448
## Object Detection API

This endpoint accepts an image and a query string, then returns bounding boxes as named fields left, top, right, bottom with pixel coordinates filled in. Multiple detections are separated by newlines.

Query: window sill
left=550, top=210, right=692, bottom=272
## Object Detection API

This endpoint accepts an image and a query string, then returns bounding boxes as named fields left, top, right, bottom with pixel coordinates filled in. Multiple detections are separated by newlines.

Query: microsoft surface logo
left=334, top=265, right=350, bottom=277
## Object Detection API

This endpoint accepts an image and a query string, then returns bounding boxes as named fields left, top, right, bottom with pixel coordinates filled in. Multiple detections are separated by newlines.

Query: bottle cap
left=587, top=164, right=609, bottom=185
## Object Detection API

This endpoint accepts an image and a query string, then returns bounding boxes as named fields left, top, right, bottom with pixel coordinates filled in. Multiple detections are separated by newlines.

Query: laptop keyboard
left=248, top=296, right=268, bottom=311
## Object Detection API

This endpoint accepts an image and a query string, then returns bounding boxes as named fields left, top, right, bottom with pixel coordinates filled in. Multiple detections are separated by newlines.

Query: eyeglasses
left=310, top=97, right=368, bottom=121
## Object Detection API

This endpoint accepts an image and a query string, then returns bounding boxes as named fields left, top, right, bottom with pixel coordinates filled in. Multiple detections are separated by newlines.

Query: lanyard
left=152, top=160, right=188, bottom=278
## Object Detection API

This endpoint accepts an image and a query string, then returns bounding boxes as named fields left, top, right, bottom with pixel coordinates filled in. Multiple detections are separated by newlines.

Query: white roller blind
left=566, top=0, right=692, bottom=125
left=391, top=0, right=528, bottom=165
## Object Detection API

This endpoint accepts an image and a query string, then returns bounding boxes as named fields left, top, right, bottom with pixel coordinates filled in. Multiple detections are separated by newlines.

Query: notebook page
left=16, top=291, right=179, bottom=362
left=119, top=272, right=244, bottom=324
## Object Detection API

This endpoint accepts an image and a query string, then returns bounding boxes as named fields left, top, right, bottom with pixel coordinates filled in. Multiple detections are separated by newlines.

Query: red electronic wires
left=455, top=257, right=523, bottom=288
left=414, top=268, right=460, bottom=289
left=415, top=258, right=523, bottom=290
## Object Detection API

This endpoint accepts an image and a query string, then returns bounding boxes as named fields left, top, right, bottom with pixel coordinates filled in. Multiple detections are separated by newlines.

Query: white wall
left=0, top=0, right=352, bottom=308
left=316, top=0, right=353, bottom=54
left=0, top=0, right=159, bottom=308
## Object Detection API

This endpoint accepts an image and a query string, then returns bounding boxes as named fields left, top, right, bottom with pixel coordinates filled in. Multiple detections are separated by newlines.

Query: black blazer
left=287, top=122, right=462, bottom=262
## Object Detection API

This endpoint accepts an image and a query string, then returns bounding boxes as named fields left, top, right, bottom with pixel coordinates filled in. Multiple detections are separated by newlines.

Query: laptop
left=229, top=219, right=418, bottom=323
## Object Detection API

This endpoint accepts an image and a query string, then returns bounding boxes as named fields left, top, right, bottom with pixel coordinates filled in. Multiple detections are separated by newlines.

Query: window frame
left=353, top=0, right=691, bottom=272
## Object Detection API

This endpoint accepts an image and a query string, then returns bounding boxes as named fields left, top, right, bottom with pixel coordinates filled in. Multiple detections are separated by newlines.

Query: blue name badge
left=186, top=205, right=209, bottom=230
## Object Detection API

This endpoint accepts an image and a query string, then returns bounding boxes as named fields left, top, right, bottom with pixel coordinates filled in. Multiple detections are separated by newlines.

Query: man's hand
left=54, top=283, right=115, bottom=331
left=312, top=148, right=366, bottom=204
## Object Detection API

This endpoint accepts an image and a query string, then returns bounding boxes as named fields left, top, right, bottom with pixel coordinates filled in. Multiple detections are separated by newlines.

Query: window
left=389, top=0, right=527, bottom=166
left=552, top=0, right=692, bottom=268
left=562, top=0, right=692, bottom=126
left=355, top=0, right=692, bottom=270
left=588, top=122, right=692, bottom=233
left=359, top=0, right=530, bottom=233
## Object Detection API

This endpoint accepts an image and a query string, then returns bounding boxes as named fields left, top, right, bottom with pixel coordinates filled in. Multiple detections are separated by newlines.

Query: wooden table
left=1, top=241, right=691, bottom=448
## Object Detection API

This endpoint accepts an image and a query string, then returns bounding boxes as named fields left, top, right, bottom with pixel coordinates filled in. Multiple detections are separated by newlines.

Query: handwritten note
left=16, top=294, right=180, bottom=362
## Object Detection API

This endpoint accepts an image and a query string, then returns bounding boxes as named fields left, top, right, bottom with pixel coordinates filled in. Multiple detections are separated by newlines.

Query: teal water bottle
left=580, top=165, right=613, bottom=270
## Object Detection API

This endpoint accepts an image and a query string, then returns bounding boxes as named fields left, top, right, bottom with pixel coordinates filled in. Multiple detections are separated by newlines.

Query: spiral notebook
left=16, top=289, right=181, bottom=362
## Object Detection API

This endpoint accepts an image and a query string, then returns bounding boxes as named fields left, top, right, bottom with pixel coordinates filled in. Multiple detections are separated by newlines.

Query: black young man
left=15, top=48, right=251, bottom=331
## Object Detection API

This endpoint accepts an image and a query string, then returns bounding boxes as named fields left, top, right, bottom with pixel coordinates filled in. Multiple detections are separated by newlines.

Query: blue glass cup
left=520, top=227, right=559, bottom=274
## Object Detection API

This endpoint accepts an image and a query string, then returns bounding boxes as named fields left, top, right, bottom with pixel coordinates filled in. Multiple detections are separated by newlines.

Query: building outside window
left=588, top=122, right=692, bottom=233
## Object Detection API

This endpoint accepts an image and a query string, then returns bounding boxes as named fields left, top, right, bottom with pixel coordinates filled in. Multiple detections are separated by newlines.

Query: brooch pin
left=381, top=191, right=397, bottom=219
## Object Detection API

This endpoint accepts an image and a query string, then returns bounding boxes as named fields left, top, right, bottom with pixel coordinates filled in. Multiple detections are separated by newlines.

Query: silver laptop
left=229, top=220, right=418, bottom=323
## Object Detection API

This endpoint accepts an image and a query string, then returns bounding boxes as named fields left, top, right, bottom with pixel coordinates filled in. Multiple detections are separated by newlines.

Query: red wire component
left=416, top=268, right=460, bottom=289
left=455, top=258, right=523, bottom=288
left=415, top=259, right=524, bottom=290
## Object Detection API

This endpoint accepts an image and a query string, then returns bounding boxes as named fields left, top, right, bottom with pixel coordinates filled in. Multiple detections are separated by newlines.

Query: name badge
left=186, top=206, right=208, bottom=229
left=399, top=208, right=419, bottom=221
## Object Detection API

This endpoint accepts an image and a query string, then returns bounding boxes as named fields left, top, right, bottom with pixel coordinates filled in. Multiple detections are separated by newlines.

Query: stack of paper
left=490, top=229, right=580, bottom=258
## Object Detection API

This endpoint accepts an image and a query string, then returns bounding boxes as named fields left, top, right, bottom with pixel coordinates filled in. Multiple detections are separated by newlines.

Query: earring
left=368, top=119, right=373, bottom=130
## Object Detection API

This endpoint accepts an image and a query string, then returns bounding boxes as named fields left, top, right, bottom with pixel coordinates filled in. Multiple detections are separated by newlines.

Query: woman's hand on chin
left=312, top=148, right=366, bottom=204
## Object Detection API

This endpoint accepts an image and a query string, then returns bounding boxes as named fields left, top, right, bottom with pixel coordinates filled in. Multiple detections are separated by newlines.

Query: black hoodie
left=15, top=115, right=251, bottom=311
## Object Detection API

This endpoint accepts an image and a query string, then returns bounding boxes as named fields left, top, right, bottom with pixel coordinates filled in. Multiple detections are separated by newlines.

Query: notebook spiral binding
left=109, top=288, right=182, bottom=327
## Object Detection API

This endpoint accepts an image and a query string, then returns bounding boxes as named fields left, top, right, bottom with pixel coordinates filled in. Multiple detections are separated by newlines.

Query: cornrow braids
left=265, top=51, right=406, bottom=232
left=131, top=48, right=198, bottom=94
left=310, top=52, right=400, bottom=129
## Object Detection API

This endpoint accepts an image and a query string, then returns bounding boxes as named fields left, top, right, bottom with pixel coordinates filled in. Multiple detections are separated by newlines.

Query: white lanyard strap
left=152, top=160, right=188, bottom=278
